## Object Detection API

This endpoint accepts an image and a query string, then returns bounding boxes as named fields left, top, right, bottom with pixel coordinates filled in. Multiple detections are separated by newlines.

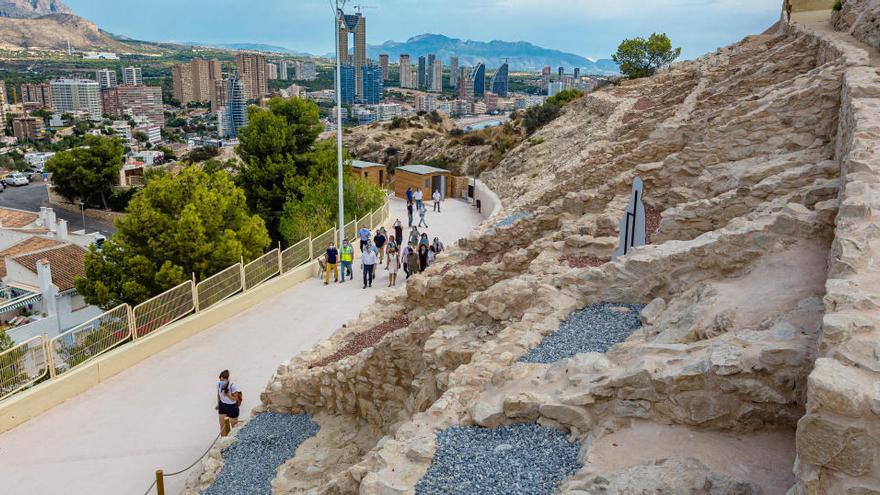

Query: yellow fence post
left=277, top=241, right=284, bottom=274
left=127, top=304, right=138, bottom=341
left=155, top=469, right=165, bottom=495
left=308, top=233, right=313, bottom=260
left=191, top=273, right=200, bottom=313
left=44, top=334, right=56, bottom=379
left=239, top=256, right=247, bottom=292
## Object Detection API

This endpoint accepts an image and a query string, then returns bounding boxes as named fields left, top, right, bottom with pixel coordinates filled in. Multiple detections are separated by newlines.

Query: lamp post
left=331, top=0, right=347, bottom=246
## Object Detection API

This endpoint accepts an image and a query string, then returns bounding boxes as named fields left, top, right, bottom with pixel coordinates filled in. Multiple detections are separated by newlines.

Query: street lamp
left=330, top=0, right=348, bottom=246
left=79, top=201, right=86, bottom=233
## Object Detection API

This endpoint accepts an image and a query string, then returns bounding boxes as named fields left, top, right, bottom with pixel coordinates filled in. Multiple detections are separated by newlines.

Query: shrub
left=462, top=134, right=487, bottom=146
left=833, top=0, right=842, bottom=10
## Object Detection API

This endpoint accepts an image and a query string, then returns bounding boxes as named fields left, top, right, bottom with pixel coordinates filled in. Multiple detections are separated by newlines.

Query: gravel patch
left=645, top=205, right=662, bottom=242
left=495, top=211, right=530, bottom=228
left=415, top=423, right=581, bottom=495
left=519, top=303, right=645, bottom=363
left=563, top=255, right=607, bottom=268
left=309, top=316, right=408, bottom=368
left=204, top=413, right=318, bottom=495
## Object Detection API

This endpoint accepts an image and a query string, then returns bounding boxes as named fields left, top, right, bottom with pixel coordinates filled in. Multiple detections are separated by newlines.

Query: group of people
left=405, top=186, right=443, bottom=228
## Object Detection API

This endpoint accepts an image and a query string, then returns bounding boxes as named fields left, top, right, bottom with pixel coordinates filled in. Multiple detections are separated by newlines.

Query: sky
left=65, top=0, right=781, bottom=60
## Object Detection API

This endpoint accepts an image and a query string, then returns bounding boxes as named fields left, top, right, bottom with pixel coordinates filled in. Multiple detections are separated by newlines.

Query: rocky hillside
left=189, top=5, right=880, bottom=495
left=0, top=13, right=137, bottom=51
left=0, top=0, right=70, bottom=18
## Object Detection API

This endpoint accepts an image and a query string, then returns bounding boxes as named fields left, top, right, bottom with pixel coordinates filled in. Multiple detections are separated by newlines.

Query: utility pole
left=331, top=0, right=348, bottom=245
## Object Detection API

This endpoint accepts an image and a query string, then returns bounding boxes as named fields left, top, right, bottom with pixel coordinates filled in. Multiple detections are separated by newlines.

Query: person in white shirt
left=216, top=369, right=242, bottom=434
left=432, top=189, right=442, bottom=212
left=361, top=242, right=378, bottom=288
left=414, top=188, right=424, bottom=209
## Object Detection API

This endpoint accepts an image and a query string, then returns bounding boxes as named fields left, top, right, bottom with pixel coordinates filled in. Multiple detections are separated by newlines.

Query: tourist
left=401, top=242, right=411, bottom=276
left=216, top=370, right=242, bottom=434
left=407, top=201, right=414, bottom=227
left=433, top=189, right=442, bottom=212
left=388, top=242, right=400, bottom=286
left=406, top=187, right=413, bottom=205
left=432, top=237, right=445, bottom=253
left=361, top=241, right=378, bottom=288
left=339, top=239, right=354, bottom=282
left=358, top=225, right=371, bottom=252
left=386, top=235, right=398, bottom=270
left=374, top=229, right=387, bottom=264
left=418, top=244, right=429, bottom=272
left=414, top=188, right=424, bottom=209
left=409, top=226, right=420, bottom=246
left=418, top=202, right=429, bottom=228
left=406, top=243, right=419, bottom=278
left=324, top=242, right=339, bottom=285
left=393, top=219, right=403, bottom=246
left=427, top=246, right=436, bottom=266
left=420, top=233, right=430, bottom=247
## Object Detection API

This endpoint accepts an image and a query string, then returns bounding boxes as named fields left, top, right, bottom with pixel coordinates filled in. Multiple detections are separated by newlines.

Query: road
left=0, top=181, right=116, bottom=234
left=0, top=197, right=484, bottom=495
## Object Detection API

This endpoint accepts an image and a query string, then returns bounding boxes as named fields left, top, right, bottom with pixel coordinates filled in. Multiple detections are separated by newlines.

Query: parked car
left=5, top=173, right=28, bottom=186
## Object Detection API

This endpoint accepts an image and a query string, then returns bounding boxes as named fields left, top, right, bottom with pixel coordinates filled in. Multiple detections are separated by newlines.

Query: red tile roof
left=10, top=244, right=88, bottom=291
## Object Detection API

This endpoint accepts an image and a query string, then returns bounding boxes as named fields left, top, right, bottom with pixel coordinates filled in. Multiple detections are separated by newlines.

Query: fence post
left=44, top=334, right=56, bottom=379
left=277, top=242, right=284, bottom=274
left=308, top=233, right=313, bottom=260
left=155, top=470, right=165, bottom=495
left=191, top=273, right=200, bottom=313
left=127, top=304, right=138, bottom=341
left=239, top=256, right=247, bottom=292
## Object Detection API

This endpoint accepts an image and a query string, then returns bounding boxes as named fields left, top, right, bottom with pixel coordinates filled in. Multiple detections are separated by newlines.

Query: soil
left=309, top=316, right=409, bottom=368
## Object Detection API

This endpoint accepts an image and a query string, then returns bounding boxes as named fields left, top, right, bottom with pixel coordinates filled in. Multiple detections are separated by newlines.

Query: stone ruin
left=187, top=4, right=880, bottom=494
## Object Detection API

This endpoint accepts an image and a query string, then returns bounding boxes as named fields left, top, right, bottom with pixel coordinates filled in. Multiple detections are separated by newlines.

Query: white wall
left=473, top=179, right=502, bottom=220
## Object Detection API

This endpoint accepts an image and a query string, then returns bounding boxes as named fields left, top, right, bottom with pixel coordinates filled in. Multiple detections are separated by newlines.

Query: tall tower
left=427, top=54, right=436, bottom=89
left=379, top=54, right=389, bottom=81
left=472, top=64, right=486, bottom=97
left=235, top=52, right=269, bottom=101
left=224, top=71, right=248, bottom=138
left=399, top=54, right=411, bottom=88
left=490, top=61, right=509, bottom=97
left=450, top=57, right=459, bottom=88
left=338, top=12, right=366, bottom=100
left=418, top=56, right=426, bottom=88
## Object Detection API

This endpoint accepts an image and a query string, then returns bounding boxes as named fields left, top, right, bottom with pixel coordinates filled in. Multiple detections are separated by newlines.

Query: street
left=0, top=181, right=116, bottom=234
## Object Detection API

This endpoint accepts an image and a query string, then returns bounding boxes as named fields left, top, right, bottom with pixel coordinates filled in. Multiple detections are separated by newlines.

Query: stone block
left=538, top=403, right=592, bottom=430
left=808, top=358, right=865, bottom=418
left=797, top=415, right=874, bottom=477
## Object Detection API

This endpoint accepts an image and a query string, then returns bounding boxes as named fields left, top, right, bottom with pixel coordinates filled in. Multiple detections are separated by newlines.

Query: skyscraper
left=427, top=54, right=436, bottom=89
left=50, top=79, right=102, bottom=119
left=101, top=85, right=164, bottom=127
left=472, top=64, right=486, bottom=97
left=235, top=52, right=269, bottom=100
left=337, top=12, right=366, bottom=100
left=362, top=64, right=383, bottom=104
left=574, top=67, right=580, bottom=80
left=558, top=66, right=564, bottom=80
left=20, top=83, right=51, bottom=109
left=431, top=59, right=443, bottom=92
left=122, top=67, right=143, bottom=86
left=191, top=59, right=214, bottom=102
left=0, top=81, right=6, bottom=131
left=490, top=62, right=509, bottom=97
left=418, top=56, right=427, bottom=89
left=340, top=64, right=356, bottom=105
left=224, top=71, right=248, bottom=138
left=294, top=61, right=317, bottom=81
left=267, top=62, right=279, bottom=80
left=450, top=57, right=459, bottom=88
left=210, top=78, right=227, bottom=113
left=96, top=69, right=117, bottom=89
left=459, top=67, right=474, bottom=101
left=279, top=60, right=288, bottom=81
left=172, top=63, right=194, bottom=103
left=542, top=66, right=551, bottom=88
left=379, top=54, right=389, bottom=81
left=399, top=54, right=412, bottom=88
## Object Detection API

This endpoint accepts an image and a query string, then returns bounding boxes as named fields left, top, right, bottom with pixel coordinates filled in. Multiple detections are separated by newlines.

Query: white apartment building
left=50, top=79, right=103, bottom=120
left=111, top=121, right=133, bottom=145
left=24, top=152, right=55, bottom=170
left=96, top=69, right=117, bottom=89
left=135, top=124, right=162, bottom=145
left=122, top=67, right=143, bottom=86
left=415, top=93, right=437, bottom=113
left=431, top=60, right=443, bottom=92
left=372, top=103, right=402, bottom=122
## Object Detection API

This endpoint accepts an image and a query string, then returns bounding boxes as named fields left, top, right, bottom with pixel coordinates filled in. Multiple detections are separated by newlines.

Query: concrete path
left=0, top=197, right=483, bottom=495
left=791, top=9, right=880, bottom=63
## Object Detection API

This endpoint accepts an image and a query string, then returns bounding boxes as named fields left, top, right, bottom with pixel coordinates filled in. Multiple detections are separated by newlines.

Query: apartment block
left=235, top=52, right=269, bottom=100
left=96, top=69, right=117, bottom=89
left=20, top=83, right=52, bottom=109
left=123, top=67, right=143, bottom=86
left=102, top=85, right=164, bottom=128
left=50, top=79, right=102, bottom=119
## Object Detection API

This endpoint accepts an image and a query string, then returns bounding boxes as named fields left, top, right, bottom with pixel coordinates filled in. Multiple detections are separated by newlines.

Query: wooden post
left=191, top=273, right=200, bottom=313
left=44, top=334, right=56, bottom=379
left=308, top=233, right=314, bottom=260
left=127, top=305, right=138, bottom=341
left=239, top=257, right=247, bottom=292
left=155, top=470, right=165, bottom=495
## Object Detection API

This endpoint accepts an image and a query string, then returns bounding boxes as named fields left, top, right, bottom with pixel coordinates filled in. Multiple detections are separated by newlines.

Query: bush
left=612, top=33, right=681, bottom=79
left=462, top=134, right=487, bottom=146
left=186, top=146, right=220, bottom=163
left=523, top=101, right=561, bottom=135
left=426, top=110, right=443, bottom=125
left=547, top=89, right=583, bottom=106
left=833, top=0, right=842, bottom=10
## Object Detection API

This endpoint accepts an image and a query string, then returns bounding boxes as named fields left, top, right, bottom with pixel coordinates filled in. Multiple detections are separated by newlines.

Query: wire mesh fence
left=197, top=264, right=243, bottom=311
left=133, top=281, right=195, bottom=339
left=244, top=249, right=280, bottom=290
left=344, top=220, right=356, bottom=242
left=310, top=228, right=336, bottom=260
left=50, top=304, right=132, bottom=375
left=0, top=336, right=48, bottom=401
left=281, top=238, right=311, bottom=273
left=357, top=214, right=370, bottom=233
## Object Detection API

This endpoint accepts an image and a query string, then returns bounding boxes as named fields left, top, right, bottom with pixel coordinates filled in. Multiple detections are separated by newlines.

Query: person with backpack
left=216, top=369, right=242, bottom=434
left=409, top=226, right=420, bottom=247
left=339, top=239, right=354, bottom=282
left=374, top=229, right=387, bottom=265
left=324, top=242, right=339, bottom=285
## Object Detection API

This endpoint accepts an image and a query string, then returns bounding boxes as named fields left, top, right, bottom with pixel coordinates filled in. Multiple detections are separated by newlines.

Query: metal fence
left=0, top=199, right=391, bottom=404
left=281, top=238, right=311, bottom=273
left=244, top=249, right=280, bottom=290
left=196, top=264, right=243, bottom=311
left=344, top=220, right=356, bottom=242
left=50, top=304, right=132, bottom=375
left=0, top=335, right=48, bottom=401
left=133, top=281, right=195, bottom=338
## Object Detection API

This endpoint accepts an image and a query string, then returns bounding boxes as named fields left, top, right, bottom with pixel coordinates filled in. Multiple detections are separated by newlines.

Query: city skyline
left=64, top=0, right=780, bottom=61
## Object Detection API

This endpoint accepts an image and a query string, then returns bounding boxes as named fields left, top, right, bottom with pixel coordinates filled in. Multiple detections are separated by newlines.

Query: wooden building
left=351, top=160, right=387, bottom=187
left=393, top=164, right=451, bottom=199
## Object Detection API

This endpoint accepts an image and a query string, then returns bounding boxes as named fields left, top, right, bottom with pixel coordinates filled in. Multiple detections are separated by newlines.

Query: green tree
left=75, top=167, right=271, bottom=308
left=46, top=135, right=125, bottom=209
left=612, top=33, right=681, bottom=79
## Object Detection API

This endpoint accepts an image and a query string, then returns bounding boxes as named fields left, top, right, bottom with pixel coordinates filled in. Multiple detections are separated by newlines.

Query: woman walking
left=409, top=226, right=420, bottom=247
left=406, top=243, right=419, bottom=278
left=216, top=370, right=242, bottom=434
left=394, top=219, right=403, bottom=247
left=388, top=243, right=400, bottom=286
left=385, top=235, right=398, bottom=270
left=418, top=244, right=429, bottom=272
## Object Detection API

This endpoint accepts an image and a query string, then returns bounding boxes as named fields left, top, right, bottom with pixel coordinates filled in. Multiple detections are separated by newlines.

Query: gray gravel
left=203, top=413, right=318, bottom=495
left=519, top=303, right=645, bottom=363
left=415, top=423, right=581, bottom=495
left=495, top=211, right=530, bottom=228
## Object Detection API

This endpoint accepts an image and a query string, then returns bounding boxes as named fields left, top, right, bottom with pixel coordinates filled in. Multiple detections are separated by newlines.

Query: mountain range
left=0, top=0, right=70, bottom=18
left=366, top=34, right=618, bottom=74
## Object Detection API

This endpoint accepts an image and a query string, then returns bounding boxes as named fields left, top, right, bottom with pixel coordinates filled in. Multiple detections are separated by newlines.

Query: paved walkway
left=0, top=197, right=483, bottom=495
left=791, top=9, right=880, bottom=63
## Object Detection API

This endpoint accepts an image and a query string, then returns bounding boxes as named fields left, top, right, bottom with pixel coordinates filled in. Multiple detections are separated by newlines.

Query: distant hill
left=367, top=34, right=618, bottom=74
left=177, top=41, right=312, bottom=57
left=0, top=0, right=70, bottom=18
left=0, top=13, right=144, bottom=52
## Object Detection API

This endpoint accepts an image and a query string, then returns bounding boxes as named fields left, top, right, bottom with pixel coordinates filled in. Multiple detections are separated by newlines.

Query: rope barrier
left=142, top=431, right=222, bottom=495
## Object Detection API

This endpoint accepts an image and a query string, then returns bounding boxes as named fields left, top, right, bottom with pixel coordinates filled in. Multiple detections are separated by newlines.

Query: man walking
left=340, top=239, right=354, bottom=282
left=406, top=187, right=413, bottom=205
left=324, top=242, right=339, bottom=285
left=414, top=188, right=424, bottom=210
left=362, top=242, right=378, bottom=289
left=374, top=228, right=387, bottom=265
left=418, top=202, right=429, bottom=228
left=433, top=189, right=442, bottom=212
left=358, top=225, right=371, bottom=253
left=407, top=201, right=414, bottom=227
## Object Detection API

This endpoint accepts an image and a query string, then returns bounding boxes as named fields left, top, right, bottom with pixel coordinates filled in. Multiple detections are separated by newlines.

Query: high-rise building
left=414, top=93, right=437, bottom=113
left=431, top=59, right=442, bottom=92
left=173, top=59, right=222, bottom=107
left=294, top=61, right=317, bottom=81
left=101, top=85, right=164, bottom=128
left=210, top=78, right=228, bottom=113
left=235, top=52, right=269, bottom=100
left=490, top=62, right=509, bottom=97
left=558, top=66, right=564, bottom=80
left=548, top=81, right=564, bottom=97
left=459, top=67, right=474, bottom=101
left=172, top=63, right=194, bottom=103
left=418, top=56, right=426, bottom=88
left=340, top=64, right=356, bottom=105
left=20, top=83, right=52, bottom=109
left=267, top=62, right=279, bottom=80
left=0, top=81, right=6, bottom=131
left=399, top=54, right=412, bottom=88
left=541, top=66, right=552, bottom=88
left=338, top=12, right=366, bottom=100
left=50, top=79, right=102, bottom=119
left=362, top=64, right=383, bottom=104
left=191, top=59, right=214, bottom=102
left=427, top=54, right=436, bottom=87
left=472, top=64, right=486, bottom=97
left=573, top=67, right=580, bottom=80
left=96, top=69, right=117, bottom=89
left=13, top=117, right=43, bottom=142
left=122, top=67, right=143, bottom=86
left=223, top=71, right=248, bottom=138
left=450, top=57, right=459, bottom=88
left=379, top=54, right=389, bottom=81
left=279, top=60, right=288, bottom=81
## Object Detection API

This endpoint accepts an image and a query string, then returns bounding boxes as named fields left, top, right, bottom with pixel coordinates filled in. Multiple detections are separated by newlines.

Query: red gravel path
left=645, top=205, right=662, bottom=243
left=564, top=255, right=607, bottom=268
left=309, top=316, right=409, bottom=368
